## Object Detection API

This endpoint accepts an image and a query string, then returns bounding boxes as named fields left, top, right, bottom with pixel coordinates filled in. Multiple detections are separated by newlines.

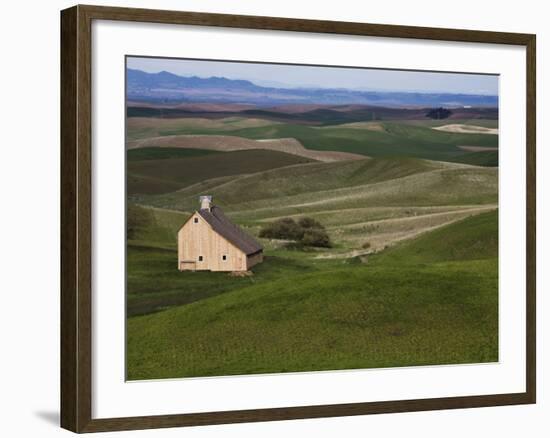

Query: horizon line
left=126, top=66, right=499, bottom=97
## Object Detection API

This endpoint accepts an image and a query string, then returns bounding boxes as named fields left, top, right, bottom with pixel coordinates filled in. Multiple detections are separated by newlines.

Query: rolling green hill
left=127, top=256, right=497, bottom=379
left=370, top=210, right=498, bottom=265
left=126, top=204, right=329, bottom=316
left=125, top=105, right=500, bottom=380
left=133, top=157, right=497, bottom=218
left=150, top=121, right=498, bottom=161
left=127, top=148, right=314, bottom=195
left=127, top=147, right=222, bottom=161
left=126, top=158, right=499, bottom=378
left=127, top=116, right=499, bottom=167
left=448, top=150, right=498, bottom=167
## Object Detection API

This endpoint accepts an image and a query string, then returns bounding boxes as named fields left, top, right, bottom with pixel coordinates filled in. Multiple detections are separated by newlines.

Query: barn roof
left=198, top=206, right=263, bottom=256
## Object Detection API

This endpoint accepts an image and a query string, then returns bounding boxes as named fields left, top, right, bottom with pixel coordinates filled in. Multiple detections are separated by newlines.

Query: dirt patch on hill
left=127, top=116, right=278, bottom=131
left=432, top=124, right=498, bottom=135
left=126, top=135, right=365, bottom=162
left=321, top=121, right=386, bottom=131
left=458, top=146, right=499, bottom=152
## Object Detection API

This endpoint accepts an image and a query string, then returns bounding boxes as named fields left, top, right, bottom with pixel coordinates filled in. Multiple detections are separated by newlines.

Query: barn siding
left=177, top=212, right=247, bottom=272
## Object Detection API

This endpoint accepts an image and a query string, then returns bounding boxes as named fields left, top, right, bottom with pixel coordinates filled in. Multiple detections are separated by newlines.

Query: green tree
left=426, top=107, right=452, bottom=119
left=259, top=216, right=331, bottom=248
left=301, top=229, right=331, bottom=248
left=259, top=217, right=303, bottom=240
left=298, top=217, right=323, bottom=230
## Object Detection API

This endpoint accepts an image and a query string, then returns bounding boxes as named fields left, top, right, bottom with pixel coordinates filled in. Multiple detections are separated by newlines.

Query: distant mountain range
left=126, top=68, right=498, bottom=108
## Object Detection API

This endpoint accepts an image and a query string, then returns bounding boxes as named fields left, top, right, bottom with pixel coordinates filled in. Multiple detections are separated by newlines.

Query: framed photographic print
left=60, top=4, right=536, bottom=433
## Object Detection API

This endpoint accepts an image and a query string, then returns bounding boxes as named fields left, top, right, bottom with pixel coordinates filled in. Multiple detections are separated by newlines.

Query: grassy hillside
left=126, top=116, right=280, bottom=141
left=133, top=158, right=497, bottom=218
left=127, top=245, right=331, bottom=317
left=448, top=150, right=498, bottom=167
left=127, top=154, right=497, bottom=319
left=125, top=110, right=500, bottom=379
left=126, top=180, right=499, bottom=380
left=127, top=256, right=497, bottom=379
left=127, top=148, right=313, bottom=195
left=127, top=147, right=222, bottom=161
left=370, top=210, right=498, bottom=265
left=148, top=121, right=498, bottom=160
left=127, top=203, right=498, bottom=320
left=126, top=205, right=334, bottom=316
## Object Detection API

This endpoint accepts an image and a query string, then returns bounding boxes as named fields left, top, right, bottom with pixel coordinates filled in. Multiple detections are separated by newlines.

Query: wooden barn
left=177, top=196, right=263, bottom=272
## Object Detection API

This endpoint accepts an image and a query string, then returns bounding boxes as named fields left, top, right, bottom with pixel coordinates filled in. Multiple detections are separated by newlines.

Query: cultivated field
left=126, top=104, right=499, bottom=380
left=126, top=112, right=499, bottom=164
left=128, top=133, right=365, bottom=162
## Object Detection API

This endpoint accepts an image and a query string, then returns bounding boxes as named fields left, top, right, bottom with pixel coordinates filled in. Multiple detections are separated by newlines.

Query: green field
left=127, top=147, right=222, bottom=161
left=128, top=148, right=313, bottom=195
left=127, top=117, right=498, bottom=165
left=127, top=211, right=498, bottom=379
left=130, top=156, right=497, bottom=217
left=126, top=109, right=499, bottom=380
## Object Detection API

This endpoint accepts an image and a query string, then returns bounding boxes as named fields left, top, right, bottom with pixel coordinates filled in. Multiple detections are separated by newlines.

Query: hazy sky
left=127, top=56, right=498, bottom=95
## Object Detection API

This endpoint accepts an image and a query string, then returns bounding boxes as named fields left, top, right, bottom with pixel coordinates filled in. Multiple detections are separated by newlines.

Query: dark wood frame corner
left=60, top=4, right=536, bottom=433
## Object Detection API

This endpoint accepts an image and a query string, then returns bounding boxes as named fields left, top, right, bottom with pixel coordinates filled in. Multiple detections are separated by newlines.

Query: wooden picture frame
left=61, top=4, right=536, bottom=433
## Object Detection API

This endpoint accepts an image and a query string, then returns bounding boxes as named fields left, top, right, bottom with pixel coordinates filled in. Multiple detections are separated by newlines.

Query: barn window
left=194, top=217, right=199, bottom=223
left=198, top=256, right=203, bottom=261
left=222, top=255, right=227, bottom=261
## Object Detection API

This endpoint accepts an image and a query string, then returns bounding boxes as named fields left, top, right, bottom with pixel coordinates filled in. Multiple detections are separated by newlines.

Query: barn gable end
left=177, top=197, right=263, bottom=272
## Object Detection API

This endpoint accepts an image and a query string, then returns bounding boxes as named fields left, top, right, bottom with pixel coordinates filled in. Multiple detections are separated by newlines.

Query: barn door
left=180, top=261, right=196, bottom=271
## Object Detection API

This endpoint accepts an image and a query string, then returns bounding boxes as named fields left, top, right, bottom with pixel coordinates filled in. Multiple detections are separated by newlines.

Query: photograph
left=125, top=56, right=499, bottom=381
